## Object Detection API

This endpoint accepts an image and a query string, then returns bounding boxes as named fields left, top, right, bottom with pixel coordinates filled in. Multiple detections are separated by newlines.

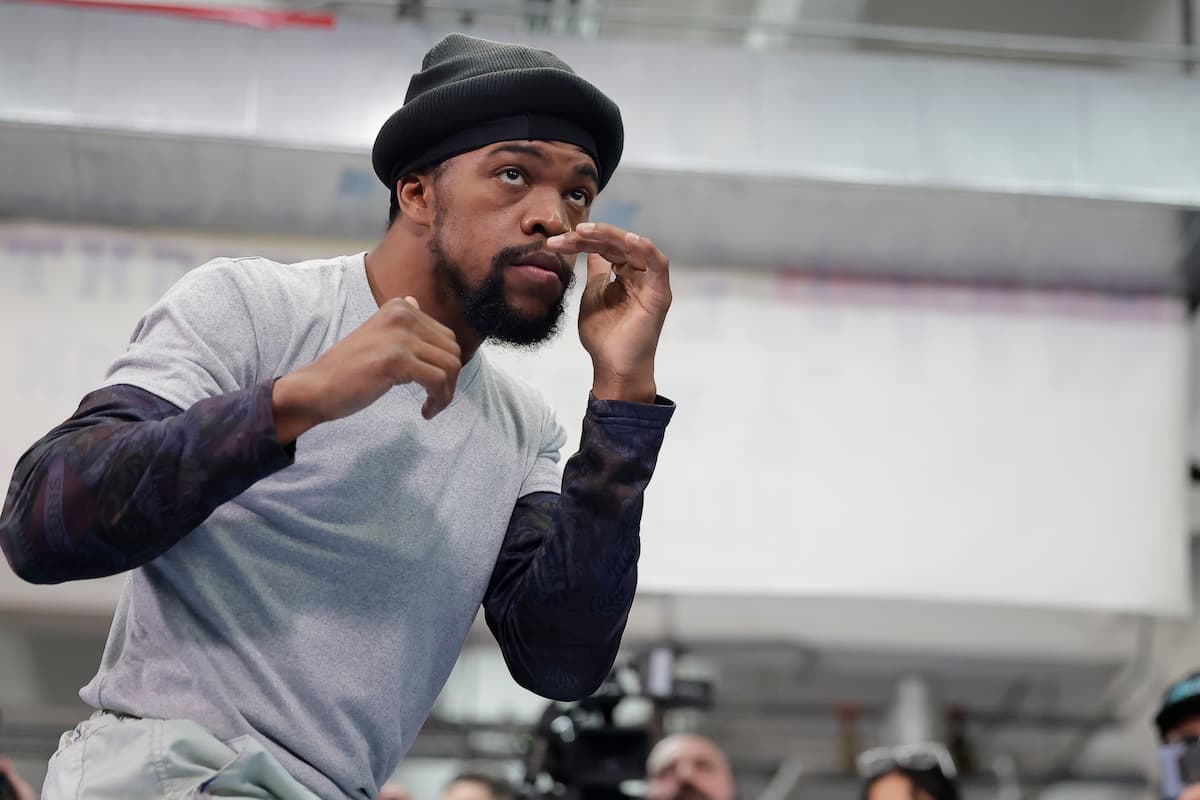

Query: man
left=646, top=734, right=735, bottom=800
left=861, top=769, right=958, bottom=800
left=857, top=744, right=959, bottom=800
left=1155, top=672, right=1200, bottom=800
left=440, top=773, right=514, bottom=800
left=0, top=33, right=674, bottom=800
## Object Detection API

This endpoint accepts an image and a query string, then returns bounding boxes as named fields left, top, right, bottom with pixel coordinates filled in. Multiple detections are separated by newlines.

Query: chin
left=504, top=291, right=560, bottom=319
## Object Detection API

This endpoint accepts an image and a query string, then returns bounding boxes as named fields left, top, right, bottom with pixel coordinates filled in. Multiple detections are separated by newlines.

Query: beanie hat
left=372, top=33, right=624, bottom=213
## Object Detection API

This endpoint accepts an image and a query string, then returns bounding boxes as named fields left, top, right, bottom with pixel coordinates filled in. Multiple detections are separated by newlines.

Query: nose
left=521, top=188, right=570, bottom=239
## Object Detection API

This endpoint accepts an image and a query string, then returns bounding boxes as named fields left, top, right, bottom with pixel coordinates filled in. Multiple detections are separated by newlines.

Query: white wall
left=0, top=220, right=1189, bottom=621
left=0, top=222, right=366, bottom=611
left=488, top=261, right=1191, bottom=615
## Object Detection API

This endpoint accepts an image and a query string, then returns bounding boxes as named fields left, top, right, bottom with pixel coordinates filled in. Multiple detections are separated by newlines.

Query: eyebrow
left=488, top=143, right=600, bottom=187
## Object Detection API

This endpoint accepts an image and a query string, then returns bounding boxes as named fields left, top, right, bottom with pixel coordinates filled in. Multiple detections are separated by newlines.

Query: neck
left=365, top=226, right=485, bottom=362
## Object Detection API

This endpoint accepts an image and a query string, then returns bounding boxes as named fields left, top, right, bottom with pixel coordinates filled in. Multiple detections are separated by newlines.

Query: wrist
left=591, top=371, right=657, bottom=404
left=271, top=371, right=325, bottom=445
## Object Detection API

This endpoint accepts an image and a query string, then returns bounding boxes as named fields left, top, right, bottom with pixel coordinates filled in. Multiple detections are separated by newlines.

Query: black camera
left=521, top=647, right=714, bottom=800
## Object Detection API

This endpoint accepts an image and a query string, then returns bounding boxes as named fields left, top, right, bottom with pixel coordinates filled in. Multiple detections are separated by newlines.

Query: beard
left=429, top=231, right=573, bottom=348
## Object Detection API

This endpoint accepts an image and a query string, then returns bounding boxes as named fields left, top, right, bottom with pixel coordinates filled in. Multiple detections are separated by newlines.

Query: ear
left=396, top=172, right=436, bottom=227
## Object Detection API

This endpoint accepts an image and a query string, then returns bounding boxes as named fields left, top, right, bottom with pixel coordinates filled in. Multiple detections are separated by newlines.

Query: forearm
left=0, top=381, right=293, bottom=584
left=485, top=394, right=674, bottom=700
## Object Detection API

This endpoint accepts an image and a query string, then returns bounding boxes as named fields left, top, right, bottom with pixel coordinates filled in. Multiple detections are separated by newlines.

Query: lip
left=512, top=251, right=568, bottom=281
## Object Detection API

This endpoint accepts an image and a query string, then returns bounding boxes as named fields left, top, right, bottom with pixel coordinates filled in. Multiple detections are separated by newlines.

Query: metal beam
left=699, top=701, right=1124, bottom=732
left=745, top=0, right=805, bottom=50
left=757, top=758, right=807, bottom=800
left=306, top=0, right=1200, bottom=64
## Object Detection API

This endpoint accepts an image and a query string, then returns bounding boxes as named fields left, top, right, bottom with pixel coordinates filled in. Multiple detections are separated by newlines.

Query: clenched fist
left=272, top=296, right=462, bottom=443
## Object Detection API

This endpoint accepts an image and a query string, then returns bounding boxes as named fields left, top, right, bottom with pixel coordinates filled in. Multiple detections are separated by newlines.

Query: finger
left=560, top=227, right=659, bottom=276
left=416, top=317, right=461, bottom=360
left=412, top=339, right=462, bottom=376
left=410, top=343, right=461, bottom=418
left=548, top=222, right=639, bottom=261
left=548, top=232, right=631, bottom=267
left=390, top=345, right=453, bottom=414
left=409, top=362, right=452, bottom=418
left=611, top=261, right=645, bottom=284
left=571, top=221, right=628, bottom=241
left=414, top=308, right=457, bottom=345
left=623, top=232, right=663, bottom=272
left=389, top=296, right=459, bottom=354
left=429, top=343, right=460, bottom=413
left=599, top=253, right=653, bottom=289
left=621, top=234, right=671, bottom=296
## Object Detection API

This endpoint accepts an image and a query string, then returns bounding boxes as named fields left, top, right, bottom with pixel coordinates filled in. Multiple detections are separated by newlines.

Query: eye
left=566, top=188, right=592, bottom=208
left=498, top=167, right=526, bottom=186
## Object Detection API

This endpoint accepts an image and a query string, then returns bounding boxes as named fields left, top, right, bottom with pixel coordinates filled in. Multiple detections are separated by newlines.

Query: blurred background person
left=0, top=757, right=35, bottom=800
left=377, top=782, right=414, bottom=800
left=441, top=773, right=516, bottom=800
left=1155, top=672, right=1200, bottom=800
left=857, top=744, right=959, bottom=800
left=645, top=734, right=735, bottom=800
left=861, top=768, right=959, bottom=800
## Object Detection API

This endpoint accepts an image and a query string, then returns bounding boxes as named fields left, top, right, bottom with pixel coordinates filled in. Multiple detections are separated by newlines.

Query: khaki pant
left=42, top=712, right=320, bottom=800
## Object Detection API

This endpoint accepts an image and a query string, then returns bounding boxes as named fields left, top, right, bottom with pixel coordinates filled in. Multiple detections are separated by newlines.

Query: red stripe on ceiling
left=13, top=0, right=335, bottom=29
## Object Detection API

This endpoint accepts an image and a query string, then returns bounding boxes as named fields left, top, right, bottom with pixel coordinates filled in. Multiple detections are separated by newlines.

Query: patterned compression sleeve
left=0, top=382, right=294, bottom=584
left=483, top=394, right=674, bottom=701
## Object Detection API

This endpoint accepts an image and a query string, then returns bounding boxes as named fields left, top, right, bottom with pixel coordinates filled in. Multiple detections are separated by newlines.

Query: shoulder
left=174, top=254, right=350, bottom=305
left=155, top=254, right=360, bottom=340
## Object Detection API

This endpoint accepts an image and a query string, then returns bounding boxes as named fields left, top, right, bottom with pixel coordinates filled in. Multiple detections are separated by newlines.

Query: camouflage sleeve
left=483, top=393, right=674, bottom=701
left=0, top=382, right=294, bottom=584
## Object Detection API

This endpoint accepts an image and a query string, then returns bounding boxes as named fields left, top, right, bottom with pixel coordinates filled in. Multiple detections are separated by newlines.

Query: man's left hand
left=546, top=222, right=672, bottom=403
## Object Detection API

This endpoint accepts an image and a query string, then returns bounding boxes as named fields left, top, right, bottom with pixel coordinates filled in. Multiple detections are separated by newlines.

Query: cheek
left=447, top=216, right=501, bottom=257
left=436, top=227, right=492, bottom=279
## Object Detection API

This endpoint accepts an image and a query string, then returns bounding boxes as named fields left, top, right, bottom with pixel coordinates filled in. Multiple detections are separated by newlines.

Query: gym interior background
left=2, top=0, right=1200, bottom=798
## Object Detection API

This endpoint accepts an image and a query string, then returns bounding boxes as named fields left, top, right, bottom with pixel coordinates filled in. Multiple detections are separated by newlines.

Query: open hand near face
left=546, top=222, right=671, bottom=404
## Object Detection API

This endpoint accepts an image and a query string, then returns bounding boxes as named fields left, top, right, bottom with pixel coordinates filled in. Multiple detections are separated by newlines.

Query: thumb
left=404, top=296, right=420, bottom=311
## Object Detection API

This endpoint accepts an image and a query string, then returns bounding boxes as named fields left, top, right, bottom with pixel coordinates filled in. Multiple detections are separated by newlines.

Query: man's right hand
left=1180, top=785, right=1200, bottom=800
left=272, top=296, right=462, bottom=444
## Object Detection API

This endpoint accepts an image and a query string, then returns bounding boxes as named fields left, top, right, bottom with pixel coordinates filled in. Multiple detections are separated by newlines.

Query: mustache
left=671, top=785, right=716, bottom=800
